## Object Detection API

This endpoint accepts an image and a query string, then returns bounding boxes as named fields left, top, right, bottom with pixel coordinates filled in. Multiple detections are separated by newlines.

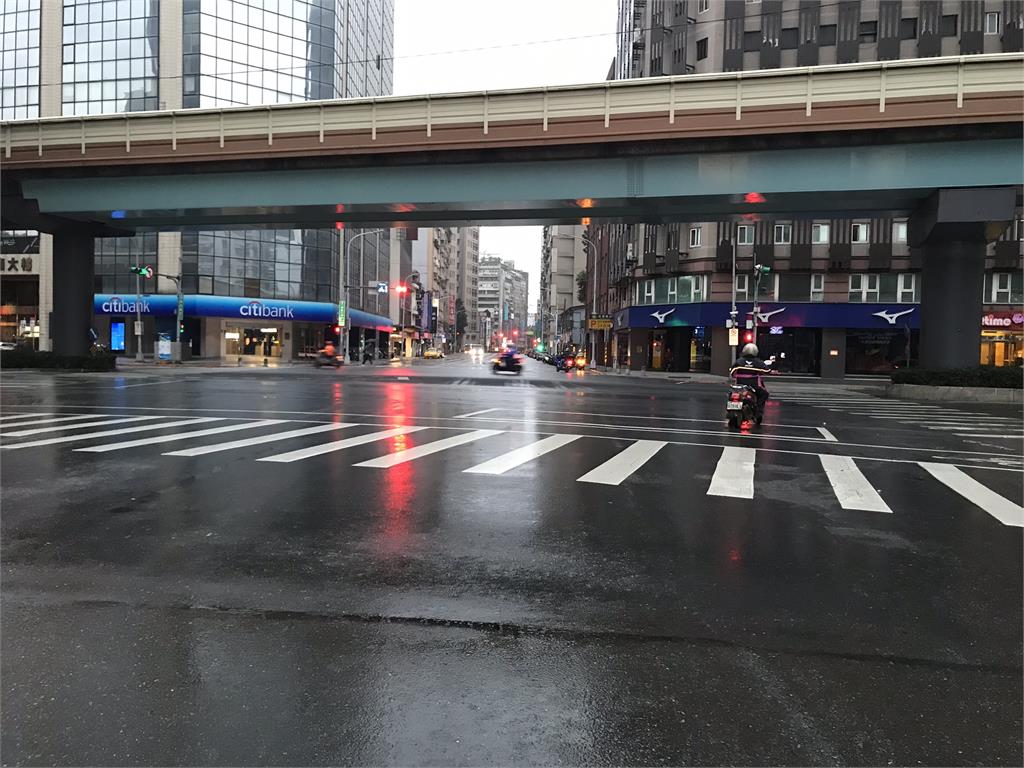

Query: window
left=773, top=223, right=792, bottom=244
left=679, top=274, right=705, bottom=302
left=859, top=20, right=878, bottom=43
left=811, top=223, right=830, bottom=244
left=643, top=279, right=655, bottom=304
left=667, top=277, right=677, bottom=303
left=810, top=273, right=825, bottom=302
left=689, top=227, right=702, bottom=248
left=1014, top=218, right=1023, bottom=241
left=851, top=223, right=869, bottom=243
left=735, top=274, right=749, bottom=301
left=697, top=0, right=710, bottom=13
left=745, top=0, right=761, bottom=4
left=820, top=24, right=837, bottom=45
left=990, top=272, right=1013, bottom=303
left=778, top=273, right=811, bottom=302
left=898, top=273, right=917, bottom=303
left=985, top=11, right=1001, bottom=34
left=696, top=37, right=708, bottom=60
left=736, top=225, right=754, bottom=245
left=849, top=273, right=880, bottom=302
left=893, top=221, right=908, bottom=243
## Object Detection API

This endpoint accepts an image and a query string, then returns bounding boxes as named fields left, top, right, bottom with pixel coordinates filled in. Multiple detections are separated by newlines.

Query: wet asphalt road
left=1, top=356, right=1021, bottom=766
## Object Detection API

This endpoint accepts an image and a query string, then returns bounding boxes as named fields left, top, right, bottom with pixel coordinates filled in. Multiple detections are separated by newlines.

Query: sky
left=392, top=0, right=618, bottom=308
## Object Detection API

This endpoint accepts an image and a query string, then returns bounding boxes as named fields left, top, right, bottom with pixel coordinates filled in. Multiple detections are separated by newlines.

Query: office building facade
left=478, top=255, right=529, bottom=349
left=1, top=0, right=396, bottom=360
left=596, top=0, right=1023, bottom=376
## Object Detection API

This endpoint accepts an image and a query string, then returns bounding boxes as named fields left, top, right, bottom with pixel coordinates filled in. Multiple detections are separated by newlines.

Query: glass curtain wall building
left=0, top=0, right=395, bottom=358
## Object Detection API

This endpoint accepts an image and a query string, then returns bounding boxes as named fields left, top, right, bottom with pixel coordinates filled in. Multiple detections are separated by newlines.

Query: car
left=0, top=341, right=16, bottom=351
left=423, top=347, right=444, bottom=359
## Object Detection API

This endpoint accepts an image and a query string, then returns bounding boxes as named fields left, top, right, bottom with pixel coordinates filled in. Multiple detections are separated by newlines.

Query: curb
left=886, top=382, right=1023, bottom=404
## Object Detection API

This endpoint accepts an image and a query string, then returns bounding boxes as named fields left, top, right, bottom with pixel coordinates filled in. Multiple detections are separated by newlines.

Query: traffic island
left=886, top=366, right=1023, bottom=403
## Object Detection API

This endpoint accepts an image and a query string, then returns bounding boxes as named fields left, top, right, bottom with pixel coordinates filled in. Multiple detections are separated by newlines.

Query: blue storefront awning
left=94, top=294, right=393, bottom=331
left=614, top=302, right=921, bottom=331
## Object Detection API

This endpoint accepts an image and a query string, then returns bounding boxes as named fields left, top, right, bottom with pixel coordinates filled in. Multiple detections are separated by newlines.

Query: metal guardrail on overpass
left=2, top=53, right=1022, bottom=170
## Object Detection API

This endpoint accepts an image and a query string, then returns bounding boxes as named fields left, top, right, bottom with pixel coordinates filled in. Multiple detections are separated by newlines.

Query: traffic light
left=395, top=284, right=408, bottom=295
left=743, top=331, right=754, bottom=344
left=537, top=343, right=545, bottom=352
left=129, top=265, right=154, bottom=278
left=753, top=263, right=771, bottom=277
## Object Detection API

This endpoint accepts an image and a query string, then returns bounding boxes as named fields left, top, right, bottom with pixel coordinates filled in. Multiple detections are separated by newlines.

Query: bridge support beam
left=910, top=187, right=1017, bottom=371
left=51, top=229, right=95, bottom=356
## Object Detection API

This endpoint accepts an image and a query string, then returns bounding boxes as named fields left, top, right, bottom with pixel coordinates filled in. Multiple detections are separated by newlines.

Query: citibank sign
left=239, top=301, right=295, bottom=319
left=100, top=296, right=151, bottom=313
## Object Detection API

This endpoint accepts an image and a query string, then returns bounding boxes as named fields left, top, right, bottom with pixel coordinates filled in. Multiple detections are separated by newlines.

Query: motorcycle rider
left=729, top=343, right=772, bottom=422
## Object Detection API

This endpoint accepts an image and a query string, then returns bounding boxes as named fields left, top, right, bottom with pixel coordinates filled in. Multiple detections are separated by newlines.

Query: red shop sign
left=981, top=311, right=1024, bottom=329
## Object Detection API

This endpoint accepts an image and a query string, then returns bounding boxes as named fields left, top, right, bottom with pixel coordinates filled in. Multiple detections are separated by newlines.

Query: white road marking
left=819, top=455, right=892, bottom=513
left=955, top=434, right=1024, bottom=440
left=1, top=414, right=124, bottom=429
left=923, top=425, right=1022, bottom=431
left=355, top=429, right=502, bottom=469
left=577, top=440, right=667, bottom=485
left=707, top=446, right=756, bottom=499
left=1, top=416, right=163, bottom=437
left=3, top=418, right=222, bottom=449
left=454, top=408, right=499, bottom=419
left=464, top=433, right=581, bottom=475
left=0, top=413, right=54, bottom=421
left=258, top=426, right=427, bottom=463
left=919, top=462, right=1024, bottom=527
left=163, top=423, right=358, bottom=457
left=75, top=420, right=288, bottom=452
left=816, top=427, right=838, bottom=442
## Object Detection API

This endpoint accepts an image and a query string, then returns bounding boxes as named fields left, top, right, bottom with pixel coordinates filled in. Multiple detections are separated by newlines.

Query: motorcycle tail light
left=730, top=393, right=741, bottom=401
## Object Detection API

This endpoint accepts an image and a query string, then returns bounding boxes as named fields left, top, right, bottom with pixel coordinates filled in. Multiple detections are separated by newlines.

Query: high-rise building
left=411, top=226, right=460, bottom=351
left=478, top=255, right=529, bottom=349
left=595, top=0, right=1023, bottom=376
left=456, top=227, right=480, bottom=347
left=0, top=0, right=396, bottom=360
left=539, top=224, right=587, bottom=350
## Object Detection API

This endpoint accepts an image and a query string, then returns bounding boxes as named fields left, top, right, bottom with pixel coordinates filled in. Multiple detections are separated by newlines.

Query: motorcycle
left=313, top=351, right=342, bottom=368
left=555, top=354, right=575, bottom=372
left=726, top=384, right=759, bottom=429
left=492, top=354, right=522, bottom=374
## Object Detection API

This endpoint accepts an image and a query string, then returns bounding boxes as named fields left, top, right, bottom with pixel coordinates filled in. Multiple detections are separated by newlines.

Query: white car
left=0, top=342, right=16, bottom=351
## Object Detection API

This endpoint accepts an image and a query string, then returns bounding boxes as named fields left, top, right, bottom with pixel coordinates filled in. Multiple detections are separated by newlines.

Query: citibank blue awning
left=94, top=294, right=393, bottom=331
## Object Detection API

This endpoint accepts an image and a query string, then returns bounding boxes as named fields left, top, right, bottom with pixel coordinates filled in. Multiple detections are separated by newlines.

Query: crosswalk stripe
left=355, top=429, right=502, bottom=469
left=163, top=423, right=358, bottom=457
left=955, top=434, right=1024, bottom=439
left=1, top=415, right=163, bottom=437
left=923, top=425, right=1021, bottom=431
left=707, top=446, right=755, bottom=499
left=1, top=414, right=132, bottom=430
left=919, top=462, right=1024, bottom=527
left=0, top=413, right=55, bottom=422
left=2, top=418, right=222, bottom=449
left=464, top=433, right=581, bottom=475
left=577, top=439, right=667, bottom=485
left=819, top=455, right=892, bottom=513
left=258, top=426, right=428, bottom=463
left=74, top=420, right=288, bottom=453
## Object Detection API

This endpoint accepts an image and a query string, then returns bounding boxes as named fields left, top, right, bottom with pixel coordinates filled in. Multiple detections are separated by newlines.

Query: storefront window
left=846, top=329, right=917, bottom=373
left=778, top=273, right=810, bottom=301
left=980, top=329, right=1023, bottom=367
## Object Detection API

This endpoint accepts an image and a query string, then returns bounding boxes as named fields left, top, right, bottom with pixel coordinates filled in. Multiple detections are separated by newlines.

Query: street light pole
left=342, top=228, right=384, bottom=353
left=134, top=269, right=143, bottom=362
left=730, top=236, right=738, bottom=364
left=158, top=272, right=183, bottom=362
left=581, top=232, right=597, bottom=368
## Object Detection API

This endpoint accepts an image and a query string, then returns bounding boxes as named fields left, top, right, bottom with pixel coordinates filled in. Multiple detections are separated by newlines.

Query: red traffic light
left=395, top=284, right=408, bottom=294
left=512, top=329, right=519, bottom=336
left=332, top=325, right=341, bottom=335
left=743, top=331, right=754, bottom=343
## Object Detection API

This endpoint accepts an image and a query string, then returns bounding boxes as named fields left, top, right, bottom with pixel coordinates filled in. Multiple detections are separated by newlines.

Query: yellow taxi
left=423, top=347, right=444, bottom=359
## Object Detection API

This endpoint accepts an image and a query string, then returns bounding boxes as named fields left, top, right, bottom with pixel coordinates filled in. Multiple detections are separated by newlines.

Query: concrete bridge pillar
left=51, top=229, right=95, bottom=356
left=910, top=187, right=1017, bottom=370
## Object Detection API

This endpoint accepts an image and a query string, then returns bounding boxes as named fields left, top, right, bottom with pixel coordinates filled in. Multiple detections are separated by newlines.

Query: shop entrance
left=846, top=329, right=917, bottom=374
left=225, top=327, right=283, bottom=358
left=980, top=330, right=1023, bottom=367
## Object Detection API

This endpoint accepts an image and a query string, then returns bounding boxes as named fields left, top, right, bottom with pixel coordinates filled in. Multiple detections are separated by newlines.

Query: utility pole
left=730, top=237, right=738, bottom=364
left=128, top=264, right=153, bottom=361
left=581, top=232, right=597, bottom=367
left=158, top=272, right=184, bottom=362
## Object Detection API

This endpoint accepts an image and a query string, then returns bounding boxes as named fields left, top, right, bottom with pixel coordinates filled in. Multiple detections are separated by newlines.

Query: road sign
left=376, top=282, right=388, bottom=294
left=337, top=299, right=347, bottom=326
left=587, top=318, right=612, bottom=330
left=728, top=327, right=739, bottom=346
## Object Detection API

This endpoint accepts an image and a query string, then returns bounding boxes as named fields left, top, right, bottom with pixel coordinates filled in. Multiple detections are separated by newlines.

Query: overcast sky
left=392, top=0, right=618, bottom=309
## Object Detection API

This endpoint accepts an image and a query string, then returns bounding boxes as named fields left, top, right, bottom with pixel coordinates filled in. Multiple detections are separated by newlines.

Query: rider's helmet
left=741, top=343, right=759, bottom=358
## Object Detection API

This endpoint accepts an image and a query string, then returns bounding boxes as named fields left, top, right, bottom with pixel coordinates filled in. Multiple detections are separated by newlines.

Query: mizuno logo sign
left=872, top=308, right=915, bottom=325
left=650, top=308, right=675, bottom=324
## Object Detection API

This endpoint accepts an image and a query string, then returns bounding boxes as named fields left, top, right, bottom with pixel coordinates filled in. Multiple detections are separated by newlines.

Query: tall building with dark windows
left=593, top=0, right=1023, bottom=377
left=0, top=0, right=395, bottom=359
